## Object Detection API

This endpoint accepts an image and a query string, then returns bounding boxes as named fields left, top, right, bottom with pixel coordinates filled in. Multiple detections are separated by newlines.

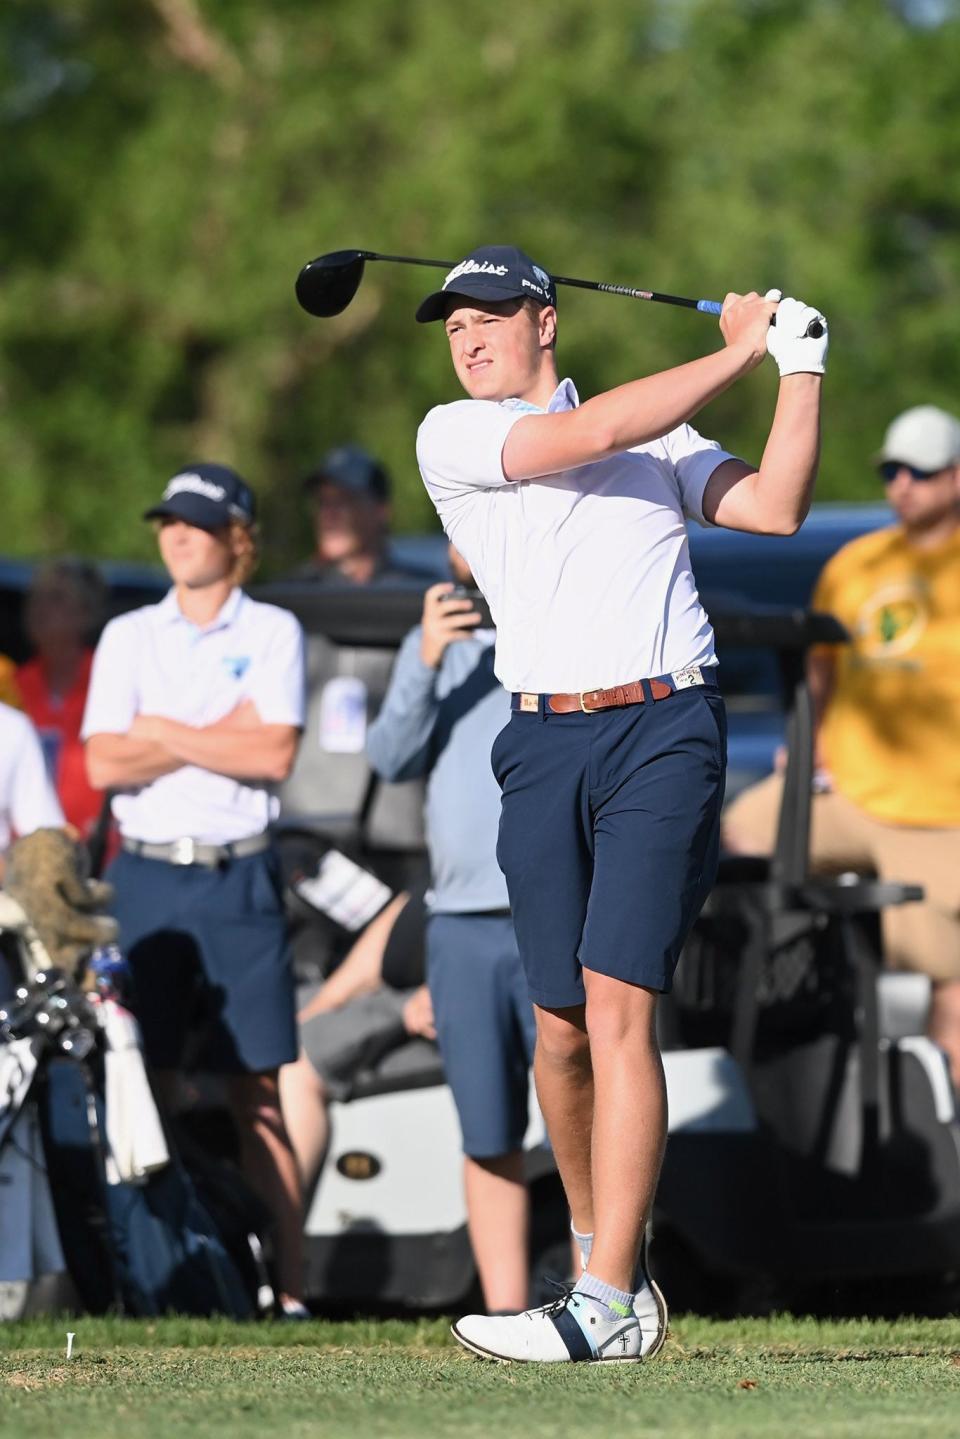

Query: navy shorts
left=107, top=847, right=297, bottom=1074
left=426, top=912, right=536, bottom=1159
left=491, top=685, right=726, bottom=1008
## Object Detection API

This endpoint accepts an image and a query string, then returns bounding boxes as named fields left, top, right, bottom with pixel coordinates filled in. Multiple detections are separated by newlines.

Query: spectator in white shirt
left=82, top=464, right=308, bottom=1317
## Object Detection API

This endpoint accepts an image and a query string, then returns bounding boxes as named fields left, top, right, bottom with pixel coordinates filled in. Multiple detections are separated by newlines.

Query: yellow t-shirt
left=813, top=525, right=960, bottom=826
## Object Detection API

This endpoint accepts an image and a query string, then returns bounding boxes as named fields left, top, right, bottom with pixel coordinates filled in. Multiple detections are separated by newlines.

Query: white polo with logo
left=81, top=587, right=305, bottom=843
left=416, top=379, right=735, bottom=695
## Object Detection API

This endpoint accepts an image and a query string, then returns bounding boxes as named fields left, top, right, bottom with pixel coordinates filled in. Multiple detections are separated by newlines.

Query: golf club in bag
left=0, top=925, right=262, bottom=1319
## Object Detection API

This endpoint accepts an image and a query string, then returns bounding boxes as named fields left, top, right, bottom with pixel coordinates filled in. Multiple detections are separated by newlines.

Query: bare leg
left=463, top=1151, right=529, bottom=1312
left=532, top=1003, right=594, bottom=1234
left=581, top=971, right=666, bottom=1293
left=278, top=1051, right=330, bottom=1196
left=227, top=1069, right=304, bottom=1305
left=928, top=978, right=960, bottom=1091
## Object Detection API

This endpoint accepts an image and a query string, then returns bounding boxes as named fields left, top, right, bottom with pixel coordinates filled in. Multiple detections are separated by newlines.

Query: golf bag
left=37, top=1052, right=257, bottom=1318
left=0, top=966, right=260, bottom=1319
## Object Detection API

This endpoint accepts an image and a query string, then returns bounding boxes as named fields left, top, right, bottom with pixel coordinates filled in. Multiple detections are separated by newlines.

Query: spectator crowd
left=3, top=406, right=960, bottom=1312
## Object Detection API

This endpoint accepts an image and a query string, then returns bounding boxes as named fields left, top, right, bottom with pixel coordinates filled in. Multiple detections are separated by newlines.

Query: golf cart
left=264, top=580, right=960, bottom=1314
left=655, top=603, right=960, bottom=1312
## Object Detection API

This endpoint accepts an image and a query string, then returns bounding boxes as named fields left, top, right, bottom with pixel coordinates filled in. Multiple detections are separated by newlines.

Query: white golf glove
left=764, top=290, right=829, bottom=376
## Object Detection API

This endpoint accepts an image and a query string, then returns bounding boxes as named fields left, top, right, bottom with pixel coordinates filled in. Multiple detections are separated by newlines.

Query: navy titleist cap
left=415, top=245, right=557, bottom=324
left=144, top=463, right=256, bottom=530
left=302, top=445, right=390, bottom=501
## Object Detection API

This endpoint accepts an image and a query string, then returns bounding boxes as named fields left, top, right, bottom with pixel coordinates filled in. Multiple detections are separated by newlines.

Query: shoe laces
left=532, top=1276, right=579, bottom=1320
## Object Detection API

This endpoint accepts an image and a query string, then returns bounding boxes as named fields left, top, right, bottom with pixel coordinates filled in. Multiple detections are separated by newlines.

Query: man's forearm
left=745, top=375, right=822, bottom=533
left=157, top=719, right=298, bottom=783
left=366, top=645, right=440, bottom=781
left=503, top=344, right=759, bottom=481
left=86, top=734, right=184, bottom=790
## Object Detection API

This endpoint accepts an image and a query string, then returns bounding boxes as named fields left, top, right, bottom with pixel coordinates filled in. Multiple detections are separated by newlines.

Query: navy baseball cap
left=144, top=463, right=256, bottom=530
left=302, top=445, right=390, bottom=501
left=415, top=245, right=557, bottom=324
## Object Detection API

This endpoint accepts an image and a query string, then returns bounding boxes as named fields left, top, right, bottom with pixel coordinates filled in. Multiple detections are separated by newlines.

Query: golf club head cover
left=766, top=294, right=829, bottom=376
left=5, top=827, right=119, bottom=979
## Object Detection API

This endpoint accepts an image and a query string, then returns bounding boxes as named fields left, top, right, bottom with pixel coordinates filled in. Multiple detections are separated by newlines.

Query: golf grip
left=552, top=276, right=824, bottom=337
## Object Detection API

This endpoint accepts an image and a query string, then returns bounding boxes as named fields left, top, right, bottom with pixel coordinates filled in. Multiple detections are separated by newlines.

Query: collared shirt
left=366, top=628, right=508, bottom=914
left=0, top=702, right=65, bottom=851
left=416, top=378, right=733, bottom=694
left=81, top=588, right=305, bottom=844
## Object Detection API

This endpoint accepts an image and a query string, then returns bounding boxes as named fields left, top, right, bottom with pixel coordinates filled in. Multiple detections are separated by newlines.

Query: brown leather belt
left=511, top=665, right=715, bottom=716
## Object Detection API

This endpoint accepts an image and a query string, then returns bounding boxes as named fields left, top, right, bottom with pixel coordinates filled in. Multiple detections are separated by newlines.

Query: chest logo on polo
left=222, top=655, right=251, bottom=680
left=854, top=581, right=927, bottom=658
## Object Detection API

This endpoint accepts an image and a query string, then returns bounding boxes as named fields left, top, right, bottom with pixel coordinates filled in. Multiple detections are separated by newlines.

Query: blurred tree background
left=2, top=0, right=959, bottom=570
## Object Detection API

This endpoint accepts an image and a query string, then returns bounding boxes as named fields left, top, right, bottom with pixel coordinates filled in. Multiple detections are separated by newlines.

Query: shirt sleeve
left=661, top=423, right=737, bottom=526
left=366, top=627, right=439, bottom=782
left=247, top=609, right=306, bottom=727
left=9, top=711, right=65, bottom=836
left=417, top=401, right=525, bottom=498
left=81, top=615, right=141, bottom=738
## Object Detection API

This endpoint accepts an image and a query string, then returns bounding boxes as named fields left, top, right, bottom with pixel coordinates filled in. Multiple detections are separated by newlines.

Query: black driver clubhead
left=295, top=249, right=368, bottom=317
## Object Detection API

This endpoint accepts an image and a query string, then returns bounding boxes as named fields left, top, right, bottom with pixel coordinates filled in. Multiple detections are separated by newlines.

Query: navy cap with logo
left=302, top=445, right=390, bottom=502
left=143, top=463, right=257, bottom=531
left=415, top=245, right=557, bottom=324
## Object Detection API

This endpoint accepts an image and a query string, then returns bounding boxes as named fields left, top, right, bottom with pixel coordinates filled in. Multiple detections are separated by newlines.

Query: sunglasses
left=878, top=460, right=944, bottom=483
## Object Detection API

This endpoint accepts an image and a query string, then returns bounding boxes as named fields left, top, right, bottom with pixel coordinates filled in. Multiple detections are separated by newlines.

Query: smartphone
left=448, top=585, right=494, bottom=628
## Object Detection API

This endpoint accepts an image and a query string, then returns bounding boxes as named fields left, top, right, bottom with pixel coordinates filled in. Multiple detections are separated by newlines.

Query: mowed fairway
left=2, top=1313, right=959, bottom=1439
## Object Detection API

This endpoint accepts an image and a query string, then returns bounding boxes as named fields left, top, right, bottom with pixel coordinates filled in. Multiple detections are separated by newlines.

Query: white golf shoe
left=570, top=1233, right=669, bottom=1359
left=452, top=1286, right=642, bottom=1364
left=632, top=1258, right=669, bottom=1359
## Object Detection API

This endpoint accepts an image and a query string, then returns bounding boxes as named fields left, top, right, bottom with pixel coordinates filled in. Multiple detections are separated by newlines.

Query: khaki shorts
left=723, top=775, right=960, bottom=982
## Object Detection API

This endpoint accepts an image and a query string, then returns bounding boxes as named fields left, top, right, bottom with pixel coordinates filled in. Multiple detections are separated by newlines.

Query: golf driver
left=295, top=248, right=824, bottom=336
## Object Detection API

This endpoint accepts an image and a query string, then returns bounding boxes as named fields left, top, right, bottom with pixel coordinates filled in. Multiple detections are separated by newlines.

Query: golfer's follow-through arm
left=502, top=290, right=827, bottom=537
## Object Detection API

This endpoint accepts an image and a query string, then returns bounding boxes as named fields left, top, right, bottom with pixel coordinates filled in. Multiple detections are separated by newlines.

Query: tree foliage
left=2, top=0, right=960, bottom=568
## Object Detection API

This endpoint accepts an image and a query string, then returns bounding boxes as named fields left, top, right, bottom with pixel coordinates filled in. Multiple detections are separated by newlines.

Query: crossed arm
left=86, top=701, right=300, bottom=790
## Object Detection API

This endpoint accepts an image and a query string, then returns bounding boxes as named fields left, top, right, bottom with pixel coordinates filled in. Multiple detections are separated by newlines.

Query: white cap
left=877, top=405, right=960, bottom=472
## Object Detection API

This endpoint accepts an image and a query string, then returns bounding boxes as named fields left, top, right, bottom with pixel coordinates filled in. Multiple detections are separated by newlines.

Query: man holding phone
left=366, top=545, right=536, bottom=1315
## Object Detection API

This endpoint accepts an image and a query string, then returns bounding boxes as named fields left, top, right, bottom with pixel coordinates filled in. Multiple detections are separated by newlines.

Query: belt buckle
left=578, top=690, right=600, bottom=714
left=170, top=837, right=197, bottom=866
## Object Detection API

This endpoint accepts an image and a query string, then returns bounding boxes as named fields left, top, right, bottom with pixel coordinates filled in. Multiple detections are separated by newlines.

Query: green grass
left=2, top=1314, right=959, bottom=1439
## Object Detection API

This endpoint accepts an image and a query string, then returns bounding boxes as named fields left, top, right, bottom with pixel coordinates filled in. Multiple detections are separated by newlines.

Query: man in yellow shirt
left=725, top=404, right=960, bottom=1088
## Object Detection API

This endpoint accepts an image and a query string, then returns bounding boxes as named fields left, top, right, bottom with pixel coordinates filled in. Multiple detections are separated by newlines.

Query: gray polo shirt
left=366, top=628, right=509, bottom=914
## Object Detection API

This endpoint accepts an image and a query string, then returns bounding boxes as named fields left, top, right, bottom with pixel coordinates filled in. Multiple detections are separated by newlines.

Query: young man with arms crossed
left=414, top=247, right=827, bottom=1363
left=82, top=465, right=308, bottom=1316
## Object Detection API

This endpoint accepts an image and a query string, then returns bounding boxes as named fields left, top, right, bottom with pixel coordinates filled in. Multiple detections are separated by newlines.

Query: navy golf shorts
left=491, top=684, right=727, bottom=1008
left=427, top=912, right=536, bottom=1159
left=107, top=847, right=297, bottom=1074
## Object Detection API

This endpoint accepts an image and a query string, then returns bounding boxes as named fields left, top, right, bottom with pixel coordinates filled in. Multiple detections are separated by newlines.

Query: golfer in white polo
left=415, top=246, right=827, bottom=1363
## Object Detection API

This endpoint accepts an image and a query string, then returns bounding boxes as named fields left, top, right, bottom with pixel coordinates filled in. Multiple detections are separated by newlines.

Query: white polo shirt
left=81, top=588, right=305, bottom=844
left=0, top=703, right=65, bottom=851
left=417, top=378, right=734, bottom=694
